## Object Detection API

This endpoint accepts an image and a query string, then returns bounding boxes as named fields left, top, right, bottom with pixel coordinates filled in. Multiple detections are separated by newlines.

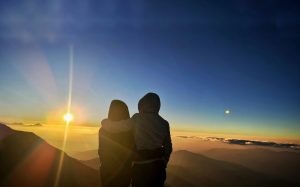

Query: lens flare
left=54, top=45, right=74, bottom=187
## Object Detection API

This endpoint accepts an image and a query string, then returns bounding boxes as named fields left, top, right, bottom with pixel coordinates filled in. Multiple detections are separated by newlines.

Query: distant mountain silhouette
left=0, top=123, right=100, bottom=187
left=204, top=148, right=300, bottom=184
left=167, top=150, right=296, bottom=187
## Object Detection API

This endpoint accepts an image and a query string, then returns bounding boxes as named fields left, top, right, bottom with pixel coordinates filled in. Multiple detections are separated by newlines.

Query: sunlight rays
left=54, top=45, right=74, bottom=187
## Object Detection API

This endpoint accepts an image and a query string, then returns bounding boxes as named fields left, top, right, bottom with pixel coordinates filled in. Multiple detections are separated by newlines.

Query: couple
left=98, top=93, right=172, bottom=187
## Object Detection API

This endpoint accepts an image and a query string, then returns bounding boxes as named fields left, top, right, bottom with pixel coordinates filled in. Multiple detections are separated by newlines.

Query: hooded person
left=130, top=92, right=172, bottom=187
left=98, top=100, right=134, bottom=187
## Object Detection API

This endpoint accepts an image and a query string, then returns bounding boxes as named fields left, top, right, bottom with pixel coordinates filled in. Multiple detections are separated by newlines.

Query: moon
left=225, top=109, right=231, bottom=115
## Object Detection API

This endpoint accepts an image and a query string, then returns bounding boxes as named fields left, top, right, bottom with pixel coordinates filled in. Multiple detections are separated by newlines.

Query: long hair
left=108, top=100, right=130, bottom=121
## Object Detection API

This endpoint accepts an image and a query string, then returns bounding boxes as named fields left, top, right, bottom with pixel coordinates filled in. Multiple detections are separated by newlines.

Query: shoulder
left=127, top=113, right=140, bottom=126
left=158, top=115, right=169, bottom=126
left=100, top=118, right=132, bottom=133
left=131, top=113, right=140, bottom=120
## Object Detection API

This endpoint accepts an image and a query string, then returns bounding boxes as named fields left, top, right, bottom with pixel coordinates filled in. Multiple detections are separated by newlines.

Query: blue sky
left=0, top=0, right=300, bottom=138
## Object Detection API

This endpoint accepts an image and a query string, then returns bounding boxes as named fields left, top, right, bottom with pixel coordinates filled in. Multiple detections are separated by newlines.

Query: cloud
left=27, top=123, right=43, bottom=127
left=176, top=135, right=198, bottom=139
left=204, top=137, right=225, bottom=142
left=8, top=122, right=43, bottom=127
left=225, top=139, right=300, bottom=150
left=9, top=122, right=24, bottom=126
left=176, top=135, right=300, bottom=151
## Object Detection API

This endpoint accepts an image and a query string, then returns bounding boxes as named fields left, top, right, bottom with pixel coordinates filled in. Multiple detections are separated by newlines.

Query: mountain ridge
left=203, top=148, right=300, bottom=184
left=0, top=123, right=100, bottom=187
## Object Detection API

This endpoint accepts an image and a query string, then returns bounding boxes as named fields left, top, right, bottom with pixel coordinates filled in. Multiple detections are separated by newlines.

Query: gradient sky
left=0, top=0, right=300, bottom=138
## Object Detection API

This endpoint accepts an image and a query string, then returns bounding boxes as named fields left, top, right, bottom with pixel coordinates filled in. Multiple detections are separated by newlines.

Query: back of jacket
left=98, top=120, right=134, bottom=169
left=131, top=113, right=172, bottom=163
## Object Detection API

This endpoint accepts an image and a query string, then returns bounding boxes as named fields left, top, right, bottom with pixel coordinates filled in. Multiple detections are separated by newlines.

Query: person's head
left=108, top=100, right=130, bottom=121
left=138, top=92, right=161, bottom=114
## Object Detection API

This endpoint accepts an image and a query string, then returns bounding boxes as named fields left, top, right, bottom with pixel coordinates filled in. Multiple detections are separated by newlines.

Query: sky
left=0, top=0, right=300, bottom=139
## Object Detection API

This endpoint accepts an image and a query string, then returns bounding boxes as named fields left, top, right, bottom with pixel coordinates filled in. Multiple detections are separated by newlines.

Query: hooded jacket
left=98, top=119, right=134, bottom=167
left=130, top=93, right=173, bottom=163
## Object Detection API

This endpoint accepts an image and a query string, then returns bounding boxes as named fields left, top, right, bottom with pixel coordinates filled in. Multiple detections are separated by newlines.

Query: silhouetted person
left=130, top=93, right=172, bottom=187
left=98, top=100, right=134, bottom=187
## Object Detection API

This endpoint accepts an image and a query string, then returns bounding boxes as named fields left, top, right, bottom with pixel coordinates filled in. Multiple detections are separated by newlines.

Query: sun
left=63, top=113, right=74, bottom=122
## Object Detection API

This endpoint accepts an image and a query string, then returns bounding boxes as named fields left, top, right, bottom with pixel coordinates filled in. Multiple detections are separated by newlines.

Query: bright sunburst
left=63, top=113, right=73, bottom=122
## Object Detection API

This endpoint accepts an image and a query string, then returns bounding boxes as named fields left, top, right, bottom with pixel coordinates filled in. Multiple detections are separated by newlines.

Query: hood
left=138, top=92, right=161, bottom=113
left=101, top=119, right=131, bottom=133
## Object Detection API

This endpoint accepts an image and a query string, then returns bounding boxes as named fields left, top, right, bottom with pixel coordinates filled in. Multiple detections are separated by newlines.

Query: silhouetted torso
left=98, top=126, right=134, bottom=187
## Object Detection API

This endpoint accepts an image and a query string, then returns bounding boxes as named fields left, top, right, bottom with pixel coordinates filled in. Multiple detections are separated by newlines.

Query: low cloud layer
left=8, top=122, right=43, bottom=127
left=225, top=139, right=300, bottom=150
left=176, top=136, right=300, bottom=151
